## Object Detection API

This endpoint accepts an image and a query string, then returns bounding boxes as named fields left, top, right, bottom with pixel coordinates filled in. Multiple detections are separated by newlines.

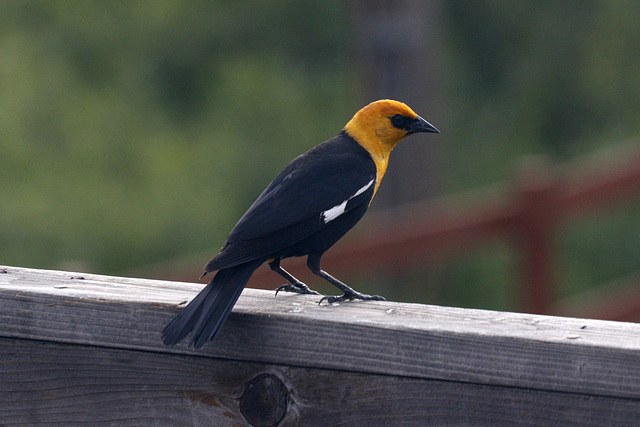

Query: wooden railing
left=2, top=266, right=640, bottom=425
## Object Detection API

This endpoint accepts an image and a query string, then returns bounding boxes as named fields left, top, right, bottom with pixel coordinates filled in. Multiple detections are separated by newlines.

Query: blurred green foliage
left=443, top=1, right=640, bottom=188
left=1, top=1, right=640, bottom=311
left=0, top=1, right=353, bottom=272
left=437, top=1, right=640, bottom=310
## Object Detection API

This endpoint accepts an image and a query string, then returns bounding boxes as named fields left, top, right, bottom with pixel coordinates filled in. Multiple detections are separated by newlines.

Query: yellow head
left=343, top=99, right=439, bottom=195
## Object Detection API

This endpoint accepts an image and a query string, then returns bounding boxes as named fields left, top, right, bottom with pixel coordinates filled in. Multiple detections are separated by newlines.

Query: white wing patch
left=322, top=200, right=348, bottom=223
left=321, top=178, right=374, bottom=224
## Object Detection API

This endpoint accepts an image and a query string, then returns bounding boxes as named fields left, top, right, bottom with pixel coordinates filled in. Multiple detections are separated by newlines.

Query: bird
left=162, top=99, right=439, bottom=349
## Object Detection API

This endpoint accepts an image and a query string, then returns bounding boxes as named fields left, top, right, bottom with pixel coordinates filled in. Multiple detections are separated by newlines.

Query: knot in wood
left=240, top=373, right=288, bottom=427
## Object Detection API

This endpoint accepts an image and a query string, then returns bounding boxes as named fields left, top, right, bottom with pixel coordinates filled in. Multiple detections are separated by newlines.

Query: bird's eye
left=390, top=114, right=405, bottom=128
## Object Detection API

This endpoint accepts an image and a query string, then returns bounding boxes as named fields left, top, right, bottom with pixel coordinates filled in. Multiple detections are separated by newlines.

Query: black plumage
left=205, top=133, right=376, bottom=272
left=162, top=99, right=439, bottom=349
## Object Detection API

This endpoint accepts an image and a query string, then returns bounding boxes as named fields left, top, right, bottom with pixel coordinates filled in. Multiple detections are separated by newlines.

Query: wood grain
left=2, top=265, right=640, bottom=425
left=1, top=338, right=638, bottom=426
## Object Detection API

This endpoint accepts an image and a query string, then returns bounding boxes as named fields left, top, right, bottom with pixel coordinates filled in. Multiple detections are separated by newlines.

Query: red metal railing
left=247, top=142, right=640, bottom=317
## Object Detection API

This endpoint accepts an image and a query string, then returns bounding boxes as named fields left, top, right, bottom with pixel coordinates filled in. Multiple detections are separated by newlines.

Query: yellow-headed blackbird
left=162, top=99, right=439, bottom=348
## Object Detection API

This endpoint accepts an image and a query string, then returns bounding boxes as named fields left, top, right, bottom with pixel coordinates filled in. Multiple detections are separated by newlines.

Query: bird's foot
left=275, top=283, right=320, bottom=296
left=319, top=291, right=386, bottom=305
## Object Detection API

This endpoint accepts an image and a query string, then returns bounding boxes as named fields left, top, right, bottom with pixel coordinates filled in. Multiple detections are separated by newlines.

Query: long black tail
left=162, top=259, right=263, bottom=349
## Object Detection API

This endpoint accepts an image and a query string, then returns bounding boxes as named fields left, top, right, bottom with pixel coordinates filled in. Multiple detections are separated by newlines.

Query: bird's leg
left=306, top=255, right=385, bottom=305
left=268, top=258, right=320, bottom=296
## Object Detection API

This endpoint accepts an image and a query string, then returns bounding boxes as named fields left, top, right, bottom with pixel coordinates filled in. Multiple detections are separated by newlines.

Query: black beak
left=408, top=115, right=440, bottom=134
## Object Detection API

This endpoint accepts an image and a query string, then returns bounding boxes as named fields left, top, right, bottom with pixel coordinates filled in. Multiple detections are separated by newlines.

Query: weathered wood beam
left=2, top=265, right=640, bottom=425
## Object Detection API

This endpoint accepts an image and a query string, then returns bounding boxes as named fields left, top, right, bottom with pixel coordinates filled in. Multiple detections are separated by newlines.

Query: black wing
left=205, top=133, right=376, bottom=272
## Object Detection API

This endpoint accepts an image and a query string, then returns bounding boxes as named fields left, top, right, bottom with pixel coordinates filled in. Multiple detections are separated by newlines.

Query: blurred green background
left=2, top=1, right=640, bottom=314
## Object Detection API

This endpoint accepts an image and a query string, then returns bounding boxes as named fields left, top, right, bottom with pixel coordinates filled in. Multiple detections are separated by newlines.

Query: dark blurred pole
left=349, top=0, right=445, bottom=207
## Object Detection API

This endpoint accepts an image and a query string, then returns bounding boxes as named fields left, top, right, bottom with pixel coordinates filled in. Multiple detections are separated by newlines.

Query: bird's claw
left=275, top=283, right=320, bottom=296
left=318, top=293, right=386, bottom=305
